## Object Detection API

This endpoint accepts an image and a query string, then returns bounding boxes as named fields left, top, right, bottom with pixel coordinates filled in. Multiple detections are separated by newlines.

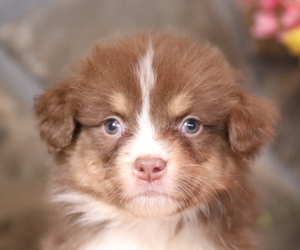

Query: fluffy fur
left=35, top=33, right=277, bottom=250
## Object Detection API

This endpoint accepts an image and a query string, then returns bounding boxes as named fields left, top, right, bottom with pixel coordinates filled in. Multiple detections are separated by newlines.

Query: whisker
left=184, top=174, right=227, bottom=217
left=180, top=164, right=242, bottom=177
left=174, top=173, right=229, bottom=218
left=200, top=176, right=233, bottom=205
left=173, top=176, right=211, bottom=217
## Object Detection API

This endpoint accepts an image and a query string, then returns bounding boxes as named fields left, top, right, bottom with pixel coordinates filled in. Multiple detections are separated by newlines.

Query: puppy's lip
left=134, top=189, right=169, bottom=198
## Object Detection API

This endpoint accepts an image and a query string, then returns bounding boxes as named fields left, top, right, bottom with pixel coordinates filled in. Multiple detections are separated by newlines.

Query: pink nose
left=133, top=158, right=166, bottom=182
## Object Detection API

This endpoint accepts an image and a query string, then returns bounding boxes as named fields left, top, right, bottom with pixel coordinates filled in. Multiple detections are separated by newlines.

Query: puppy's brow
left=108, top=92, right=129, bottom=116
left=168, top=93, right=193, bottom=118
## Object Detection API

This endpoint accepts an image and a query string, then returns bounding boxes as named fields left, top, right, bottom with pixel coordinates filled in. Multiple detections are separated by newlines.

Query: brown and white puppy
left=35, top=33, right=277, bottom=250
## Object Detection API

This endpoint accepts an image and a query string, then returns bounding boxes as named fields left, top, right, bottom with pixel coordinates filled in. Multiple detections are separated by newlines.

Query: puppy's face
left=35, top=34, right=277, bottom=218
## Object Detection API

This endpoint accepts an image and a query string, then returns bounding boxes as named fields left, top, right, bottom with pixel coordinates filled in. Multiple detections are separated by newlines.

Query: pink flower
left=282, top=0, right=300, bottom=7
left=259, top=0, right=280, bottom=10
left=251, top=10, right=278, bottom=38
left=281, top=3, right=300, bottom=29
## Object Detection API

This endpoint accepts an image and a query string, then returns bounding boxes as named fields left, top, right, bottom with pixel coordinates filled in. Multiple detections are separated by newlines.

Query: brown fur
left=35, top=33, right=278, bottom=250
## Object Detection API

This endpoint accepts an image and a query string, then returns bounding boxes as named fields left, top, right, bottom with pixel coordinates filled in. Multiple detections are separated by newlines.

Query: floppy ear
left=228, top=90, right=278, bottom=159
left=34, top=83, right=75, bottom=152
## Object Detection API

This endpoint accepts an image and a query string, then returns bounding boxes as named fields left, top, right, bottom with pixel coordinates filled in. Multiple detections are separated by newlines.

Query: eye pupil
left=186, top=121, right=196, bottom=130
left=105, top=120, right=121, bottom=135
left=182, top=119, right=201, bottom=134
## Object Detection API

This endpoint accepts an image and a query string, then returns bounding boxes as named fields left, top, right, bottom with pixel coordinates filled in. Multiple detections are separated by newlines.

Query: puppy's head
left=35, top=33, right=277, bottom=218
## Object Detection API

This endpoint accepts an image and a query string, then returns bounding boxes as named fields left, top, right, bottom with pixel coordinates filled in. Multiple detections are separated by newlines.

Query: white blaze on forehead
left=131, top=46, right=166, bottom=158
left=138, top=45, right=155, bottom=128
left=138, top=45, right=156, bottom=95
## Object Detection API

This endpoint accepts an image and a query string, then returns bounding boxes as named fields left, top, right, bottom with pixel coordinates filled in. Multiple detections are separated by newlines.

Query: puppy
left=35, top=33, right=277, bottom=250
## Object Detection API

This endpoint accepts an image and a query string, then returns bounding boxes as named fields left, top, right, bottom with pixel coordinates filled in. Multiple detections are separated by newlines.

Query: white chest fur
left=82, top=221, right=216, bottom=250
left=80, top=213, right=216, bottom=250
left=53, top=192, right=216, bottom=250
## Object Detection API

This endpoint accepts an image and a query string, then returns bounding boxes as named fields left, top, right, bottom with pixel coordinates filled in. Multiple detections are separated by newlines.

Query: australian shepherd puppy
left=35, top=33, right=277, bottom=250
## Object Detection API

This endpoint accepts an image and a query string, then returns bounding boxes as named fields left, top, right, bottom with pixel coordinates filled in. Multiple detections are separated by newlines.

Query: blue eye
left=181, top=118, right=201, bottom=134
left=104, top=119, right=122, bottom=135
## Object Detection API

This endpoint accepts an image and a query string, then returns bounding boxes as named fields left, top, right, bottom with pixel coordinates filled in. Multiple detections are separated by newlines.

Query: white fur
left=52, top=191, right=217, bottom=250
left=134, top=45, right=165, bottom=159
left=51, top=191, right=121, bottom=226
left=138, top=45, right=156, bottom=104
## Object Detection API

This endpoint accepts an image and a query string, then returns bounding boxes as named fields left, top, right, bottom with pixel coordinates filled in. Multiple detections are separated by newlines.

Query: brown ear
left=228, top=91, right=278, bottom=158
left=34, top=83, right=75, bottom=152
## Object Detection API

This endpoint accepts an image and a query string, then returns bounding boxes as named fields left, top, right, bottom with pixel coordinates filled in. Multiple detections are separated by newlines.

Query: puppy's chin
left=125, top=194, right=179, bottom=218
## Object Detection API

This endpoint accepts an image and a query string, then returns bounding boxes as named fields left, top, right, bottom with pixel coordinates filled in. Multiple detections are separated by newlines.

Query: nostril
left=152, top=158, right=166, bottom=172
left=153, top=167, right=161, bottom=173
left=138, top=167, right=144, bottom=172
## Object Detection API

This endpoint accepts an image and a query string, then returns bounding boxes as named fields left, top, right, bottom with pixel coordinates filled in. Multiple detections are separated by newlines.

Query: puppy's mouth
left=134, top=188, right=169, bottom=198
left=125, top=187, right=178, bottom=217
left=131, top=178, right=172, bottom=200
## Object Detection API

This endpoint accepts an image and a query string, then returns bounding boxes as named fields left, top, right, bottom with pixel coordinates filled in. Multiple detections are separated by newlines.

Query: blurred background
left=0, top=0, right=299, bottom=249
